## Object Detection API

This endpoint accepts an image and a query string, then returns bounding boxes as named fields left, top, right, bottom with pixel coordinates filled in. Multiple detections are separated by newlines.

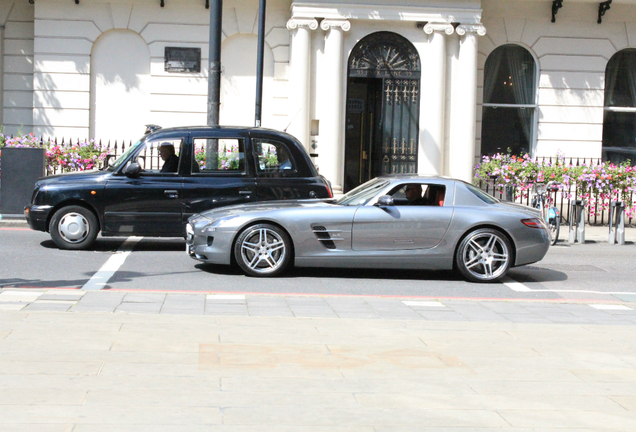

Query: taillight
left=323, top=177, right=333, bottom=198
left=521, top=218, right=545, bottom=229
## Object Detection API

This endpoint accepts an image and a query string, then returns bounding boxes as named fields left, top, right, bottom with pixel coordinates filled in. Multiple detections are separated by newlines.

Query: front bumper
left=24, top=204, right=53, bottom=232
left=185, top=223, right=234, bottom=265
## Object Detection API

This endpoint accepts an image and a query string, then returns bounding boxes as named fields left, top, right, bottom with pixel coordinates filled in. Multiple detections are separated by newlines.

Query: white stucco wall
left=479, top=0, right=636, bottom=160
left=1, top=2, right=34, bottom=136
left=29, top=0, right=291, bottom=142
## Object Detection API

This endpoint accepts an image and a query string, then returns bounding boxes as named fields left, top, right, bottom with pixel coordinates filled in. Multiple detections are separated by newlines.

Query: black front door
left=344, top=78, right=420, bottom=192
left=343, top=31, right=422, bottom=193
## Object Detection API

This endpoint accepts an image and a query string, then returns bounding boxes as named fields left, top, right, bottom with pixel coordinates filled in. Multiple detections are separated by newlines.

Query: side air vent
left=312, top=225, right=343, bottom=250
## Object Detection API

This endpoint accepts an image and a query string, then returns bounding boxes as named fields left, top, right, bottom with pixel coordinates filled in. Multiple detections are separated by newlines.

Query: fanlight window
left=481, top=45, right=537, bottom=156
left=603, top=49, right=636, bottom=165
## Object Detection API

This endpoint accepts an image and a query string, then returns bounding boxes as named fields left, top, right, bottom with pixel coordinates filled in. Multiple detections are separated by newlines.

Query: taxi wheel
left=50, top=205, right=99, bottom=250
left=234, top=223, right=292, bottom=277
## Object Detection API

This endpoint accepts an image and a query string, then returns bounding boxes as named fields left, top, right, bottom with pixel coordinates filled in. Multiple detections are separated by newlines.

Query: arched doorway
left=90, top=30, right=151, bottom=142
left=344, top=31, right=421, bottom=192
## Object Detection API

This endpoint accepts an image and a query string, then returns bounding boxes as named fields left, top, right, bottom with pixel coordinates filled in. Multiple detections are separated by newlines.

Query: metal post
left=609, top=201, right=625, bottom=245
left=254, top=0, right=266, bottom=127
left=568, top=199, right=586, bottom=244
left=207, top=0, right=222, bottom=127
left=207, top=0, right=222, bottom=170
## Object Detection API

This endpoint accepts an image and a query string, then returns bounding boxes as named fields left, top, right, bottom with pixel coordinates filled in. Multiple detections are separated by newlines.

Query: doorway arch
left=90, top=30, right=150, bottom=142
left=344, top=31, right=421, bottom=192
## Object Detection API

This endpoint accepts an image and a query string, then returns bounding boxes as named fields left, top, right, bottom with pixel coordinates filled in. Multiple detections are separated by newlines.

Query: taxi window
left=192, top=138, right=245, bottom=174
left=132, top=138, right=183, bottom=174
left=253, top=140, right=297, bottom=177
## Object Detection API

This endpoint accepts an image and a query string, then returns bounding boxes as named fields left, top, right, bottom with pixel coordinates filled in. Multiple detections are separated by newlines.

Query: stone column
left=419, top=23, right=454, bottom=175
left=319, top=19, right=350, bottom=193
left=450, top=24, right=486, bottom=183
left=286, top=18, right=318, bottom=150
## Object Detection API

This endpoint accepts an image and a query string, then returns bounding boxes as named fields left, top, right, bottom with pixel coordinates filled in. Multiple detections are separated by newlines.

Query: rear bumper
left=24, top=204, right=53, bottom=232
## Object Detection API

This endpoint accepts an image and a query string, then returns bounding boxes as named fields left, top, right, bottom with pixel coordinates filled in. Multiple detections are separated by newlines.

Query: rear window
left=466, top=183, right=499, bottom=204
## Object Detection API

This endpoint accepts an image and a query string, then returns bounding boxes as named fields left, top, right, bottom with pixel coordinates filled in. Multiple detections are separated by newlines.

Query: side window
left=389, top=184, right=446, bottom=207
left=192, top=138, right=245, bottom=174
left=133, top=138, right=183, bottom=174
left=253, top=140, right=296, bottom=176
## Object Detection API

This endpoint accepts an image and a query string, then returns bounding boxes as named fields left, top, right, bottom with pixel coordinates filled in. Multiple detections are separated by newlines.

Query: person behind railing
left=158, top=142, right=179, bottom=173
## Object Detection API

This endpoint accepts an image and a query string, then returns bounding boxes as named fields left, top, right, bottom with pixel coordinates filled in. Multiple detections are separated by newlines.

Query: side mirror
left=123, top=162, right=141, bottom=176
left=104, top=154, right=116, bottom=167
left=375, top=195, right=394, bottom=207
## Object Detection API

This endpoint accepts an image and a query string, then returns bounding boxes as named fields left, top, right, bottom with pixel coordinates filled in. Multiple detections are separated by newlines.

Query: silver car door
left=351, top=204, right=454, bottom=251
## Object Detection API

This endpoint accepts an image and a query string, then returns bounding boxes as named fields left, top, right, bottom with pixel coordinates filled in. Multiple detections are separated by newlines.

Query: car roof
left=147, top=125, right=291, bottom=137
left=378, top=174, right=457, bottom=181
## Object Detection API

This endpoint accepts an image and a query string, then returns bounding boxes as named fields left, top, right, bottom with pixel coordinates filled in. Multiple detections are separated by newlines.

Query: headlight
left=186, top=223, right=194, bottom=239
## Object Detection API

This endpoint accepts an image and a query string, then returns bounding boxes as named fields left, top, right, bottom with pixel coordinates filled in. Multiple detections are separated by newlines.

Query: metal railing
left=478, top=179, right=635, bottom=226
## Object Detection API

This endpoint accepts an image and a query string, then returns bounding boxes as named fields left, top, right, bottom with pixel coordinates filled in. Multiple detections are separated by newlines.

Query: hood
left=198, top=199, right=335, bottom=220
left=494, top=201, right=542, bottom=217
left=37, top=169, right=109, bottom=185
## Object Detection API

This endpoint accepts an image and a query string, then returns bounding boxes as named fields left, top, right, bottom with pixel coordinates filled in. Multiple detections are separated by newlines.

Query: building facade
left=2, top=0, right=636, bottom=192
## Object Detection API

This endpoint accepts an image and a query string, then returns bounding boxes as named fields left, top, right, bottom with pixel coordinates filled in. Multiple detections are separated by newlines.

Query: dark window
left=603, top=49, right=636, bottom=165
left=253, top=140, right=297, bottom=177
left=164, top=47, right=201, bottom=73
left=192, top=138, right=245, bottom=174
left=481, top=45, right=536, bottom=156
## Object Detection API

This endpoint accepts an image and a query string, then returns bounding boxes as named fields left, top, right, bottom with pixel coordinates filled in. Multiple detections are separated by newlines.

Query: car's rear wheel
left=234, top=223, right=292, bottom=277
left=50, top=205, right=99, bottom=250
left=455, top=228, right=512, bottom=283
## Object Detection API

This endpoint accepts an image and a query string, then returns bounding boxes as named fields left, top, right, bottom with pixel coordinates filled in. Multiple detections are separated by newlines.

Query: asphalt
left=1, top=217, right=636, bottom=430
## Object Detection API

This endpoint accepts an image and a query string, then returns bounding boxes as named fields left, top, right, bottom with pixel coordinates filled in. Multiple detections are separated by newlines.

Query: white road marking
left=206, top=294, right=246, bottom=300
left=503, top=277, right=636, bottom=296
left=82, top=237, right=143, bottom=291
left=403, top=301, right=447, bottom=307
left=590, top=304, right=633, bottom=311
left=0, top=291, right=44, bottom=302
left=502, top=277, right=532, bottom=292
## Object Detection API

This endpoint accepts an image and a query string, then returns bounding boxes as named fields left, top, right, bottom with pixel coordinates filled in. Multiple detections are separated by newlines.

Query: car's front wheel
left=49, top=205, right=99, bottom=250
left=455, top=228, right=512, bottom=283
left=234, top=223, right=292, bottom=277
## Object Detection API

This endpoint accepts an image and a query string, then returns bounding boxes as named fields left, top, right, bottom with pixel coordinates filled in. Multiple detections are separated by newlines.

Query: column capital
left=287, top=18, right=319, bottom=31
left=423, top=22, right=454, bottom=36
left=456, top=24, right=487, bottom=36
left=320, top=19, right=351, bottom=32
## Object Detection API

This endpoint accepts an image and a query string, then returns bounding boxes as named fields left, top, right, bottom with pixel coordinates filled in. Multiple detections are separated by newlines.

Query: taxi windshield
left=108, top=138, right=145, bottom=171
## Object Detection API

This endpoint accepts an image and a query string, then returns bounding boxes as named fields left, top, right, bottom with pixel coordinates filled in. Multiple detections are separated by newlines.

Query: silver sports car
left=186, top=176, right=550, bottom=282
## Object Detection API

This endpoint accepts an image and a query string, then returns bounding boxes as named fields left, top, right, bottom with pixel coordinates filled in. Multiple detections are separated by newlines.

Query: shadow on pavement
left=195, top=263, right=462, bottom=281
left=39, top=239, right=126, bottom=252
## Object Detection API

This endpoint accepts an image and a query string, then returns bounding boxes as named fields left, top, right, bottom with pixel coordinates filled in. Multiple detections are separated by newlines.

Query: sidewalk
left=1, top=288, right=636, bottom=430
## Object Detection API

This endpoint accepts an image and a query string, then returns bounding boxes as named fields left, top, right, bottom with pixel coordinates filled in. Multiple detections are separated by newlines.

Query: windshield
left=465, top=183, right=499, bottom=204
left=108, top=138, right=145, bottom=171
left=336, top=178, right=391, bottom=206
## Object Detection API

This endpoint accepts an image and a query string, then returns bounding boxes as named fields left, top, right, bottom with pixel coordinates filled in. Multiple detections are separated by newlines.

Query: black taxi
left=24, top=125, right=333, bottom=249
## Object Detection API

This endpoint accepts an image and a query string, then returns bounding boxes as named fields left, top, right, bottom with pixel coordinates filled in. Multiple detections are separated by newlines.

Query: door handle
left=164, top=190, right=179, bottom=199
left=239, top=190, right=252, bottom=195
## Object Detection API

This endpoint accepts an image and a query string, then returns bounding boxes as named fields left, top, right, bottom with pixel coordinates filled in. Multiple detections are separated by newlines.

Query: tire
left=49, top=205, right=99, bottom=250
left=455, top=228, right=513, bottom=283
left=549, top=208, right=560, bottom=246
left=234, top=223, right=292, bottom=277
